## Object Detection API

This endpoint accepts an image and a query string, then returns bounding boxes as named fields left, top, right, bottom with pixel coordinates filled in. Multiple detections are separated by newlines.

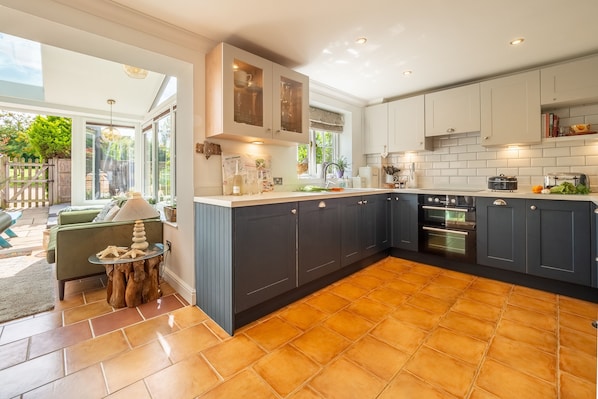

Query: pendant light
left=123, top=64, right=148, bottom=79
left=101, top=99, right=120, bottom=142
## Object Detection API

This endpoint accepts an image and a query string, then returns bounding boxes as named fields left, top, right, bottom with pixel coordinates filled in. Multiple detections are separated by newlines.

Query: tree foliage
left=0, top=111, right=36, bottom=159
left=27, top=115, right=72, bottom=159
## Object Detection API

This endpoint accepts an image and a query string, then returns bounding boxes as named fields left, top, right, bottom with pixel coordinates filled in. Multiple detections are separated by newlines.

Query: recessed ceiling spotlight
left=251, top=140, right=264, bottom=145
left=403, top=70, right=413, bottom=76
left=510, top=37, right=525, bottom=46
left=355, top=37, right=367, bottom=45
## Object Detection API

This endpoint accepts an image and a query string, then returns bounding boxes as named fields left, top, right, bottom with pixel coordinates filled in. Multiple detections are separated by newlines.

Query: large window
left=85, top=123, right=135, bottom=200
left=143, top=106, right=175, bottom=205
left=297, top=129, right=339, bottom=177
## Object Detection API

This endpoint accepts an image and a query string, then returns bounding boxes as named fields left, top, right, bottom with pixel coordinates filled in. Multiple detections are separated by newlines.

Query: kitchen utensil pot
left=488, top=175, right=518, bottom=191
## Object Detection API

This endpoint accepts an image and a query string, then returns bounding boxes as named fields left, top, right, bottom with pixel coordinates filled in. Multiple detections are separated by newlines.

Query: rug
left=0, top=254, right=55, bottom=323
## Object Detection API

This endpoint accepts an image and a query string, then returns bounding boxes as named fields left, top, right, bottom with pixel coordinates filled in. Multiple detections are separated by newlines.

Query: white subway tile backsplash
left=531, top=157, right=556, bottom=167
left=518, top=149, right=543, bottom=158
left=476, top=168, right=498, bottom=176
left=496, top=168, right=518, bottom=176
left=570, top=144, right=598, bottom=156
left=449, top=160, right=468, bottom=169
left=507, top=158, right=531, bottom=167
left=543, top=147, right=570, bottom=157
left=476, top=152, right=497, bottom=160
left=441, top=154, right=459, bottom=162
left=570, top=104, right=598, bottom=117
left=487, top=159, right=508, bottom=168
left=449, top=145, right=469, bottom=154
left=517, top=167, right=544, bottom=176
left=458, top=152, right=477, bottom=161
left=468, top=160, right=488, bottom=168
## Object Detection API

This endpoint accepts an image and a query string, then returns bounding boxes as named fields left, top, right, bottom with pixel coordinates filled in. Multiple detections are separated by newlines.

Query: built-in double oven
left=418, top=194, right=477, bottom=263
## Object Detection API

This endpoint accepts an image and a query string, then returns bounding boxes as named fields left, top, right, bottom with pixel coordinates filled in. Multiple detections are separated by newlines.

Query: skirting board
left=162, top=268, right=196, bottom=305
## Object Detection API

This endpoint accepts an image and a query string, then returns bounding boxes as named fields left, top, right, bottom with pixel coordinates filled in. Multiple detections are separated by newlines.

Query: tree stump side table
left=88, top=243, right=165, bottom=308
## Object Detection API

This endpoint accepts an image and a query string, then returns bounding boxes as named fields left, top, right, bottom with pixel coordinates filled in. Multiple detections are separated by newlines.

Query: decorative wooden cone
left=130, top=220, right=149, bottom=250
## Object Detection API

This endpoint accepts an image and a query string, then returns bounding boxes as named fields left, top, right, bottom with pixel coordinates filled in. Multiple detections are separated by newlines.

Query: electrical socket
left=166, top=240, right=172, bottom=251
left=273, top=177, right=283, bottom=185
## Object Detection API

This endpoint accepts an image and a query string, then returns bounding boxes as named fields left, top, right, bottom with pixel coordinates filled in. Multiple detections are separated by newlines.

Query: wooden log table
left=88, top=243, right=164, bottom=308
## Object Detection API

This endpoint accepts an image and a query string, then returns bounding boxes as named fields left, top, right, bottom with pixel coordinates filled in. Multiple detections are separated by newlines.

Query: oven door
left=421, top=205, right=475, bottom=229
left=419, top=226, right=477, bottom=263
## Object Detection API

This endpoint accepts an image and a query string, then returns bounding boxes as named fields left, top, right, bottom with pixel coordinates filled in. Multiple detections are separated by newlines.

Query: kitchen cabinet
left=425, top=83, right=481, bottom=137
left=341, top=194, right=390, bottom=266
left=298, top=199, right=342, bottom=285
left=526, top=199, right=591, bottom=286
left=388, top=95, right=432, bottom=152
left=391, top=193, right=418, bottom=251
left=364, top=103, right=388, bottom=154
left=476, top=197, right=526, bottom=272
left=540, top=54, right=598, bottom=106
left=480, top=71, right=541, bottom=146
left=206, top=42, right=309, bottom=145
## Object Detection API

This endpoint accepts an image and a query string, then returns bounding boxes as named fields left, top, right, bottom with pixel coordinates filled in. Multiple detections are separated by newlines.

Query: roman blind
left=309, top=106, right=344, bottom=132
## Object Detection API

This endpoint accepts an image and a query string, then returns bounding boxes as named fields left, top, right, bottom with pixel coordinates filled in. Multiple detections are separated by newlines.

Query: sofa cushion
left=104, top=205, right=120, bottom=221
left=93, top=200, right=118, bottom=222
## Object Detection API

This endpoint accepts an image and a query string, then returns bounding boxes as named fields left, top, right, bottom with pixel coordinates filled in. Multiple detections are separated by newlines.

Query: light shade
left=123, top=64, right=149, bottom=79
left=113, top=192, right=159, bottom=222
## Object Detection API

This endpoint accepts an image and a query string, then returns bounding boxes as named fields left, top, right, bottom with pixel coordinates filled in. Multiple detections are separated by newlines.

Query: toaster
left=544, top=173, right=590, bottom=189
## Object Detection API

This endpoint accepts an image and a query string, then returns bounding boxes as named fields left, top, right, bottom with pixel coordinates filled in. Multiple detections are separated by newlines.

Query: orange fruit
left=532, top=185, right=543, bottom=193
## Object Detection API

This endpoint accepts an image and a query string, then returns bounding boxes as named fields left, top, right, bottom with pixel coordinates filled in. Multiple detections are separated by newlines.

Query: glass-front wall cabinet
left=233, top=59, right=264, bottom=128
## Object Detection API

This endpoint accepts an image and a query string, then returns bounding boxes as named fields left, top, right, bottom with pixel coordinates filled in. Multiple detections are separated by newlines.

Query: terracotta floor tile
left=65, top=330, right=129, bottom=374
left=202, top=334, right=265, bottom=377
left=559, top=295, right=598, bottom=319
left=164, top=323, right=221, bottom=363
left=253, top=345, right=320, bottom=397
left=487, top=335, right=556, bottom=383
left=288, top=386, right=325, bottom=399
left=243, top=316, right=301, bottom=351
left=424, top=327, right=487, bottom=365
left=405, top=346, right=477, bottom=397
left=406, top=293, right=453, bottom=315
left=432, top=274, right=472, bottom=290
left=512, top=285, right=557, bottom=302
left=359, top=266, right=397, bottom=281
left=84, top=287, right=108, bottom=304
left=309, top=357, right=384, bottom=399
left=508, top=292, right=557, bottom=315
left=291, top=325, right=350, bottom=365
left=137, top=294, right=185, bottom=319
left=385, top=278, right=422, bottom=294
left=0, top=312, right=63, bottom=345
left=440, top=268, right=476, bottom=282
left=104, top=381, right=151, bottom=399
left=201, top=369, right=278, bottom=399
left=559, top=310, right=597, bottom=335
left=23, top=363, right=106, bottom=398
left=103, top=340, right=171, bottom=393
left=0, top=338, right=28, bottom=370
left=452, top=298, right=503, bottom=322
left=559, top=325, right=597, bottom=356
left=328, top=281, right=369, bottom=300
left=52, top=294, right=85, bottom=312
left=347, top=273, right=385, bottom=290
left=366, top=285, right=409, bottom=307
left=476, top=358, right=556, bottom=399
left=63, top=300, right=113, bottom=325
left=346, top=297, right=392, bottom=322
left=304, top=292, right=350, bottom=314
left=560, top=372, right=597, bottom=399
left=378, top=371, right=458, bottom=399
left=559, top=345, right=596, bottom=384
left=204, top=318, right=231, bottom=340
left=461, top=288, right=508, bottom=308
left=278, top=303, right=327, bottom=330
left=169, top=305, right=209, bottom=329
left=469, top=388, right=502, bottom=399
left=378, top=258, right=412, bottom=274
left=144, top=353, right=221, bottom=399
left=502, top=305, right=557, bottom=332
left=419, top=283, right=463, bottom=302
left=29, top=320, right=92, bottom=358
left=410, top=263, right=443, bottom=276
left=322, top=310, right=374, bottom=341
left=0, top=350, right=64, bottom=399
left=344, top=335, right=410, bottom=380
left=440, top=311, right=496, bottom=341
left=391, top=304, right=442, bottom=330
left=470, top=278, right=513, bottom=295
left=123, top=314, right=179, bottom=347
left=91, top=307, right=143, bottom=337
left=393, top=271, right=430, bottom=286
left=370, top=318, right=427, bottom=353
left=495, top=319, right=557, bottom=354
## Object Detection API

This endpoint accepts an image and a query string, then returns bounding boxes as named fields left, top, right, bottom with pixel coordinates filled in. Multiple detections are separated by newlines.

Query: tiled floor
left=0, top=256, right=596, bottom=398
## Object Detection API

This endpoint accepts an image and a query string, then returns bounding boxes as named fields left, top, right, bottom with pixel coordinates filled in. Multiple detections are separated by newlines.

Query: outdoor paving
left=0, top=206, right=50, bottom=259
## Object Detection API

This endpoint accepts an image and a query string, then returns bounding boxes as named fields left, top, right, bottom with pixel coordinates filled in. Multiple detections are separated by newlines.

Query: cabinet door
left=388, top=95, right=432, bottom=152
left=476, top=197, right=526, bottom=272
left=541, top=55, right=598, bottom=105
left=425, top=83, right=481, bottom=137
left=340, top=196, right=363, bottom=267
left=272, top=64, right=309, bottom=144
left=391, top=194, right=418, bottom=251
left=481, top=71, right=541, bottom=146
left=298, top=199, right=341, bottom=285
left=526, top=200, right=591, bottom=286
left=364, top=103, right=388, bottom=154
left=234, top=203, right=297, bottom=312
left=362, top=194, right=391, bottom=257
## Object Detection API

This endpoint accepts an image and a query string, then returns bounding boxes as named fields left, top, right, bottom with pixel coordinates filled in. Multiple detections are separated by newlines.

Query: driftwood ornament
left=196, top=141, right=222, bottom=159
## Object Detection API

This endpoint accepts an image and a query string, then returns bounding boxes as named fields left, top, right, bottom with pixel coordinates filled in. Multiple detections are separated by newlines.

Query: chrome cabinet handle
left=422, top=226, right=468, bottom=236
left=357, top=201, right=363, bottom=205
left=447, top=128, right=455, bottom=133
left=422, top=205, right=469, bottom=212
left=492, top=199, right=507, bottom=206
left=291, top=209, right=297, bottom=214
left=363, top=200, right=368, bottom=204
left=530, top=205, right=537, bottom=211
left=318, top=201, right=326, bottom=208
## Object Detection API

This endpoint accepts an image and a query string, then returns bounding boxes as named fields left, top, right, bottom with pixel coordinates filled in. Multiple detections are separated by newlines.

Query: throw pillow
left=104, top=205, right=120, bottom=221
left=93, top=200, right=118, bottom=222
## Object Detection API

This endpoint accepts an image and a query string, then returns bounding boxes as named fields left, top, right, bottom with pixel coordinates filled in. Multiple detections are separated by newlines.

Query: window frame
left=297, top=128, right=339, bottom=178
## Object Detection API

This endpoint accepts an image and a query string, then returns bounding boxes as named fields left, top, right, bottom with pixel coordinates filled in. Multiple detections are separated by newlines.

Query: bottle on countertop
left=232, top=160, right=243, bottom=195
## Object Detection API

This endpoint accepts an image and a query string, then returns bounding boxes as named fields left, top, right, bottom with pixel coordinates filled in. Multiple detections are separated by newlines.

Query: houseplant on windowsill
left=163, top=202, right=177, bottom=222
left=335, top=156, right=350, bottom=178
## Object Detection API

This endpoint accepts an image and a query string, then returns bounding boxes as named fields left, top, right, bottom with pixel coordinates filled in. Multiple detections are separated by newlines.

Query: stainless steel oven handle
left=422, top=226, right=469, bottom=236
left=421, top=205, right=469, bottom=213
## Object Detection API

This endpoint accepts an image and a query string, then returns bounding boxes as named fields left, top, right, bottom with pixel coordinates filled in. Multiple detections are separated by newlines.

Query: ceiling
left=110, top=0, right=598, bottom=104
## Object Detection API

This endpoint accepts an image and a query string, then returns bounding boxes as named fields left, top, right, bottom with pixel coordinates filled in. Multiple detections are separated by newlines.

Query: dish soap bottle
left=232, top=160, right=243, bottom=195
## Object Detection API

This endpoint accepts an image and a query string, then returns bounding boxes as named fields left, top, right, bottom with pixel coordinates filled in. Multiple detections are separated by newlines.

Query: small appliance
left=544, top=173, right=590, bottom=189
left=487, top=174, right=518, bottom=191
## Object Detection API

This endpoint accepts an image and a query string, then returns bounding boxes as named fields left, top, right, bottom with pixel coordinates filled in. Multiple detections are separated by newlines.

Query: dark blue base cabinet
left=477, top=197, right=592, bottom=286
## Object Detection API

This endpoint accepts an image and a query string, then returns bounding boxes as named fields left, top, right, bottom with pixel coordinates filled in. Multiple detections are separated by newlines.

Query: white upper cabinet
left=206, top=42, right=308, bottom=145
left=364, top=102, right=388, bottom=154
left=481, top=70, right=541, bottom=146
left=388, top=95, right=431, bottom=152
left=541, top=54, right=598, bottom=106
left=425, top=83, right=481, bottom=137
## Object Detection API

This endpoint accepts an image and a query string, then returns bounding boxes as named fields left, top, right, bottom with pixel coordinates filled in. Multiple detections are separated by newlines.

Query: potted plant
left=335, top=156, right=350, bottom=178
left=163, top=201, right=177, bottom=222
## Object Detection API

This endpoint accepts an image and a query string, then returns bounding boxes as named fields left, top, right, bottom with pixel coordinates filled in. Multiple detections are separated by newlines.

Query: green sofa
left=46, top=208, right=163, bottom=300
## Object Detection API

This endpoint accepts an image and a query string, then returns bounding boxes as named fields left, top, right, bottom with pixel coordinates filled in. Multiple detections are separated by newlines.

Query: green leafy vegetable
left=549, top=182, right=590, bottom=194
